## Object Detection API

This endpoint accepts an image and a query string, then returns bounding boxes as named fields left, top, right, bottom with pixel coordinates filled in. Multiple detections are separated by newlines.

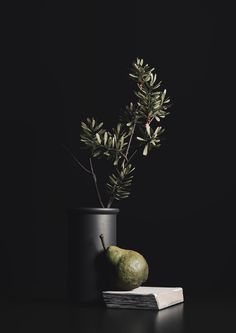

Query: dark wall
left=1, top=1, right=235, bottom=300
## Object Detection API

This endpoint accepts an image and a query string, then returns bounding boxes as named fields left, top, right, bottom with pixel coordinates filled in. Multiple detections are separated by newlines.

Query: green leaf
left=96, top=133, right=101, bottom=144
left=104, top=132, right=108, bottom=145
left=93, top=151, right=100, bottom=157
left=143, top=144, right=148, bottom=156
left=120, top=135, right=124, bottom=148
left=92, top=118, right=95, bottom=128
left=117, top=124, right=121, bottom=133
left=154, top=126, right=162, bottom=136
left=136, top=136, right=146, bottom=141
left=96, top=122, right=104, bottom=130
left=129, top=73, right=138, bottom=78
left=161, top=89, right=167, bottom=103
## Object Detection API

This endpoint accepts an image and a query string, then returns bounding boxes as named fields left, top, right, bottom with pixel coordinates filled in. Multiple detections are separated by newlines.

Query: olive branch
left=64, top=58, right=171, bottom=207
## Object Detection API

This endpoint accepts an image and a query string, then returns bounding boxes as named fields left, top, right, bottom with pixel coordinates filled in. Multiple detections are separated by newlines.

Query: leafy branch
left=107, top=164, right=135, bottom=207
left=80, top=120, right=129, bottom=165
left=65, top=58, right=171, bottom=207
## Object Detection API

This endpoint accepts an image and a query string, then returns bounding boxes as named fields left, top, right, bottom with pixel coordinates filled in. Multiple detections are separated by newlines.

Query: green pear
left=100, top=235, right=149, bottom=290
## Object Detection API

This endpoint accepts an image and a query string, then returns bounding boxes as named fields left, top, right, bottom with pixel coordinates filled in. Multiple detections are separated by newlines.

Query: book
left=102, top=286, right=184, bottom=310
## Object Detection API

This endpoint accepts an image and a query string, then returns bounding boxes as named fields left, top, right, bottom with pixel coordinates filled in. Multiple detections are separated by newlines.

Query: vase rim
left=68, top=207, right=120, bottom=214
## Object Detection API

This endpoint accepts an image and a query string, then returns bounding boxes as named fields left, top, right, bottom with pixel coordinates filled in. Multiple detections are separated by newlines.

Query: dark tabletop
left=1, top=292, right=235, bottom=333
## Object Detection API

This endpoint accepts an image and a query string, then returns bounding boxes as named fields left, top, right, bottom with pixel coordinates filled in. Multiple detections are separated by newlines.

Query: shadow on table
left=101, top=303, right=184, bottom=333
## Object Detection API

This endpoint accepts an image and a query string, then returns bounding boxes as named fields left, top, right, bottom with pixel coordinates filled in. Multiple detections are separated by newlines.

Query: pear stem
left=99, top=234, right=107, bottom=252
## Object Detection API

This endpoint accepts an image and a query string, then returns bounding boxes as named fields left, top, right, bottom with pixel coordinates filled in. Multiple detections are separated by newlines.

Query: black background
left=1, top=1, right=235, bottom=301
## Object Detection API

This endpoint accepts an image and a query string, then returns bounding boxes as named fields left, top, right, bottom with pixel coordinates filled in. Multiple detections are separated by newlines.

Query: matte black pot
left=67, top=208, right=119, bottom=304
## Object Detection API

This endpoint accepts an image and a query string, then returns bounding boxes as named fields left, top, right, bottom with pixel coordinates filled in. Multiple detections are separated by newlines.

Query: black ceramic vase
left=67, top=208, right=119, bottom=303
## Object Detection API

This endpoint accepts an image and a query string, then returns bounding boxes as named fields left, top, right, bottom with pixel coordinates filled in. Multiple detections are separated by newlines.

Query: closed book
left=102, top=287, right=184, bottom=310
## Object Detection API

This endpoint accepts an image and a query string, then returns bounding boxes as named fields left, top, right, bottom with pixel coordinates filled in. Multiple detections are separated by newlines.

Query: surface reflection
left=1, top=301, right=183, bottom=333
left=155, top=303, right=184, bottom=333
left=101, top=303, right=184, bottom=333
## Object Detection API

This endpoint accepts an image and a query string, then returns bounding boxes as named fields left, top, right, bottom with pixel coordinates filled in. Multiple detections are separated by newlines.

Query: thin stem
left=126, top=149, right=138, bottom=165
left=99, top=234, right=107, bottom=252
left=62, top=144, right=91, bottom=174
left=89, top=158, right=105, bottom=208
left=107, top=192, right=115, bottom=208
left=119, top=151, right=129, bottom=162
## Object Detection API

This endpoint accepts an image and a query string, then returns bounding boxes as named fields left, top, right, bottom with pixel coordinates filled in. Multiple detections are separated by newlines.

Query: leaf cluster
left=79, top=58, right=171, bottom=205
left=126, top=58, right=171, bottom=156
left=137, top=124, right=165, bottom=156
left=106, top=164, right=135, bottom=201
left=81, top=119, right=131, bottom=165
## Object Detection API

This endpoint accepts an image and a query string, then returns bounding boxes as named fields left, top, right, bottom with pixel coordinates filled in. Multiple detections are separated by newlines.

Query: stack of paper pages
left=102, top=287, right=184, bottom=310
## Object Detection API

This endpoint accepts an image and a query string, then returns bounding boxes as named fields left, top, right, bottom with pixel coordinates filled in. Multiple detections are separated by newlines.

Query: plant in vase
left=65, top=58, right=171, bottom=300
